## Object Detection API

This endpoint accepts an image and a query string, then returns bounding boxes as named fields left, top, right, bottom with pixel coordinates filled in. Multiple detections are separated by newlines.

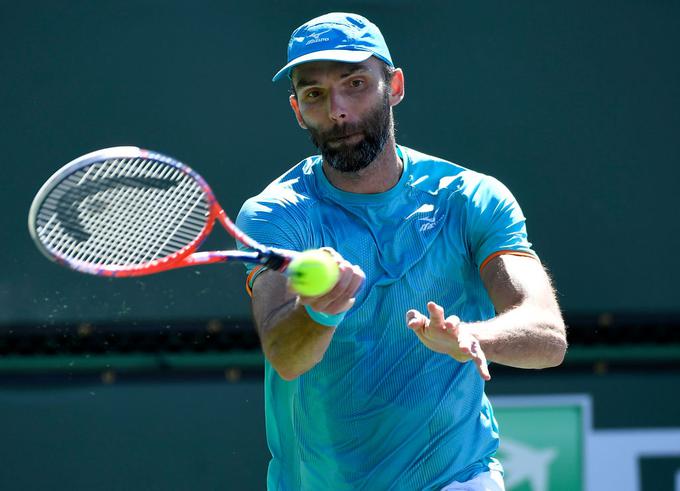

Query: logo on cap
left=305, top=29, right=332, bottom=45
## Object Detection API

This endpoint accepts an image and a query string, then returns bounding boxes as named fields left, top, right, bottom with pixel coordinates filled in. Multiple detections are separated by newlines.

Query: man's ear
left=289, top=95, right=308, bottom=129
left=388, top=68, right=405, bottom=107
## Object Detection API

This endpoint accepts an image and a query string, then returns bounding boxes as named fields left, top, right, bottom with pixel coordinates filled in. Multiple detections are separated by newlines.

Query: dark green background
left=1, top=370, right=678, bottom=490
left=1, top=0, right=679, bottom=324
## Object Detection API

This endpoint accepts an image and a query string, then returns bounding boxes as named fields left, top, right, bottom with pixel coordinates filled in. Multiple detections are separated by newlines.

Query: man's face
left=291, top=58, right=393, bottom=173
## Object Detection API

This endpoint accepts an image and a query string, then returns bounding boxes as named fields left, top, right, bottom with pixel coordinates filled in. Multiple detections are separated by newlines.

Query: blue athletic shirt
left=235, top=145, right=537, bottom=490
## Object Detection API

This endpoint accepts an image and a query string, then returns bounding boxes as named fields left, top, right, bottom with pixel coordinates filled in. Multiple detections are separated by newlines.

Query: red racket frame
left=28, top=147, right=295, bottom=278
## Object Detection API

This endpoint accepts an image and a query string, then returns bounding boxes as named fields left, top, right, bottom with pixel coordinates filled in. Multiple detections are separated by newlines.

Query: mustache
left=317, top=123, right=363, bottom=142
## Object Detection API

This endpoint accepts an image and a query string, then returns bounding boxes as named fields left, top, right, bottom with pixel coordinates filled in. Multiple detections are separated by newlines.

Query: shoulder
left=402, top=146, right=509, bottom=201
left=238, top=155, right=322, bottom=220
left=236, top=156, right=324, bottom=251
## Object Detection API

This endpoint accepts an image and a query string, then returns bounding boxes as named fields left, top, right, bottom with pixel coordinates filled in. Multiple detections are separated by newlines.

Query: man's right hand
left=293, top=248, right=365, bottom=315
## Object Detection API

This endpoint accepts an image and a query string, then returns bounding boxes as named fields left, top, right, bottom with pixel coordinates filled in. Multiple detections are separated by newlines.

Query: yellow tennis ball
left=287, top=250, right=340, bottom=297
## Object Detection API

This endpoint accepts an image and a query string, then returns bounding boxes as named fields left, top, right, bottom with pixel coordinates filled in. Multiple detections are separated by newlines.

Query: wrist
left=463, top=321, right=495, bottom=358
left=304, top=305, right=347, bottom=327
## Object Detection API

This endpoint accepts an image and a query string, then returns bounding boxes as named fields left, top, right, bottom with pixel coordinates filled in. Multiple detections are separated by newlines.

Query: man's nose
left=328, top=90, right=347, bottom=121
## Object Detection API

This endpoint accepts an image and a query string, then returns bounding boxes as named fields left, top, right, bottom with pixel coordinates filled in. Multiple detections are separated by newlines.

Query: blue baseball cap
left=272, top=12, right=394, bottom=82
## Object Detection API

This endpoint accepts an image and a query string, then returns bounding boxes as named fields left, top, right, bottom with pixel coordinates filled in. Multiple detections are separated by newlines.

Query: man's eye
left=351, top=79, right=364, bottom=88
left=305, top=90, right=321, bottom=99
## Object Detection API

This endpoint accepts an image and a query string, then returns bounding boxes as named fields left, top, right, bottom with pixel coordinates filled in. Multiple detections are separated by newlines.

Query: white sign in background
left=491, top=395, right=680, bottom=491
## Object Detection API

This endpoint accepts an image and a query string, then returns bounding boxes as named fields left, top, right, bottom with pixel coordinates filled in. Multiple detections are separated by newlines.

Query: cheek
left=297, top=103, right=316, bottom=123
left=299, top=108, right=335, bottom=135
left=298, top=111, right=316, bottom=131
left=296, top=102, right=326, bottom=131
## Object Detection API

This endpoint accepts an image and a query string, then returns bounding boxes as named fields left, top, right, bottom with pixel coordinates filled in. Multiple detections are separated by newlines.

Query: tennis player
left=236, top=12, right=567, bottom=491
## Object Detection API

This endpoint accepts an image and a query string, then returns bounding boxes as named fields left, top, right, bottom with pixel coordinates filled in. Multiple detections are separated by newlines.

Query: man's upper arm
left=464, top=174, right=535, bottom=271
left=480, top=254, right=560, bottom=316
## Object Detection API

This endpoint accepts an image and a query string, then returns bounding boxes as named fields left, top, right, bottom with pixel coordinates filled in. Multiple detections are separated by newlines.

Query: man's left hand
left=406, top=302, right=491, bottom=381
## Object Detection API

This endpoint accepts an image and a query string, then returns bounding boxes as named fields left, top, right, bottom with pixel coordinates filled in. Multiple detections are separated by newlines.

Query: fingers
left=458, top=333, right=491, bottom=381
left=406, top=303, right=491, bottom=381
left=406, top=309, right=428, bottom=333
left=297, top=251, right=365, bottom=315
left=444, top=316, right=461, bottom=332
left=426, top=302, right=445, bottom=327
left=405, top=310, right=430, bottom=348
left=472, top=345, right=491, bottom=381
left=407, top=303, right=450, bottom=335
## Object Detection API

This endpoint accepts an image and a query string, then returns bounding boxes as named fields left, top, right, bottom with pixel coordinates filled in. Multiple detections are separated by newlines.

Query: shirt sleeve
left=235, top=195, right=308, bottom=293
left=464, top=174, right=537, bottom=271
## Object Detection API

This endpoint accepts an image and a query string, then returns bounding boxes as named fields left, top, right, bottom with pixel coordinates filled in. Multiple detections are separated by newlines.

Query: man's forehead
left=291, top=58, right=380, bottom=84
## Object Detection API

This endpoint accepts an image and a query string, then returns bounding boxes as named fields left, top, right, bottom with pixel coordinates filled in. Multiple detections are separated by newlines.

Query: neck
left=321, top=136, right=403, bottom=194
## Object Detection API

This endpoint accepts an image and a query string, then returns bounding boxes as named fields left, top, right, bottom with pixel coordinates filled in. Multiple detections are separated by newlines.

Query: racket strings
left=35, top=157, right=211, bottom=267
left=41, top=160, right=147, bottom=263
left=121, top=172, right=204, bottom=265
left=66, top=164, right=205, bottom=265
left=54, top=162, right=165, bottom=264
left=144, top=183, right=206, bottom=262
left=97, top=162, right=191, bottom=264
left=90, top=163, right=208, bottom=265
left=76, top=179, right=175, bottom=265
left=69, top=171, right=149, bottom=263
left=79, top=163, right=185, bottom=265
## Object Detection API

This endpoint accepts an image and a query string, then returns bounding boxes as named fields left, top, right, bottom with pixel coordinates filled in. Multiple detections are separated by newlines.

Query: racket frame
left=28, top=147, right=294, bottom=277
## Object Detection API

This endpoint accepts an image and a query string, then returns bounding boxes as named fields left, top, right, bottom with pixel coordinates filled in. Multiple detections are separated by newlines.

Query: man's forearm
left=252, top=253, right=364, bottom=381
left=465, top=303, right=567, bottom=369
left=258, top=298, right=336, bottom=381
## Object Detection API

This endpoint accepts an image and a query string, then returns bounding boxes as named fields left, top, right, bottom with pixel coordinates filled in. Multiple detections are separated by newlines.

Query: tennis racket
left=28, top=146, right=338, bottom=295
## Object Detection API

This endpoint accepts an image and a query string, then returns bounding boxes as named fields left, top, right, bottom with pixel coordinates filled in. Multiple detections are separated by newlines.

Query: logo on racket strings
left=56, top=176, right=178, bottom=243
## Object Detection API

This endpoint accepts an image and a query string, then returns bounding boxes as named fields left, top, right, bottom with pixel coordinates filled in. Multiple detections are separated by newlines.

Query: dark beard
left=306, top=94, right=392, bottom=173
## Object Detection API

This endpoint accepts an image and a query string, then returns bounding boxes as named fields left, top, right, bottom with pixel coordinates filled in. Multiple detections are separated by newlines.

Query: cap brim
left=272, top=50, right=374, bottom=82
